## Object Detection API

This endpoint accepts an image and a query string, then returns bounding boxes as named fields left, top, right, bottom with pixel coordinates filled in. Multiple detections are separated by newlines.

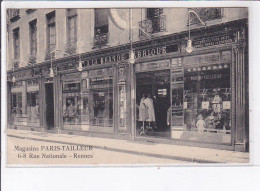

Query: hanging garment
left=139, top=98, right=148, bottom=121
left=144, top=97, right=155, bottom=122
left=167, top=107, right=171, bottom=126
left=196, top=119, right=206, bottom=132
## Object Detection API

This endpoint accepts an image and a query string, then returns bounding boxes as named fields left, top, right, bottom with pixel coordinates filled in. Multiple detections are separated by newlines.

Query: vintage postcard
left=3, top=4, right=250, bottom=165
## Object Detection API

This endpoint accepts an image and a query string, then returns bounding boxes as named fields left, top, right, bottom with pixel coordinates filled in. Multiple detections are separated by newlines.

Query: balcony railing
left=139, top=15, right=166, bottom=37
left=189, top=8, right=223, bottom=25
left=93, top=33, right=109, bottom=48
left=7, top=9, right=20, bottom=22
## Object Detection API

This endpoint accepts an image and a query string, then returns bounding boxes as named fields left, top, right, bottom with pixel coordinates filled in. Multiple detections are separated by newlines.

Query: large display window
left=62, top=80, right=82, bottom=128
left=88, top=68, right=114, bottom=129
left=171, top=51, right=232, bottom=144
left=10, top=79, right=40, bottom=126
left=62, top=68, right=114, bottom=133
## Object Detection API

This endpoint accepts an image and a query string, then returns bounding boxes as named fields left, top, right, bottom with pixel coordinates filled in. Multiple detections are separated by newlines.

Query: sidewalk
left=6, top=129, right=249, bottom=164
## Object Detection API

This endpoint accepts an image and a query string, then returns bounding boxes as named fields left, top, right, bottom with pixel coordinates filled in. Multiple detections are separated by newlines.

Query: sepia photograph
left=4, top=6, right=249, bottom=165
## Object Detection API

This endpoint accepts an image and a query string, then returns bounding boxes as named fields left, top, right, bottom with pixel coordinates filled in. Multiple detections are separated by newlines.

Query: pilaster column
left=232, top=43, right=248, bottom=151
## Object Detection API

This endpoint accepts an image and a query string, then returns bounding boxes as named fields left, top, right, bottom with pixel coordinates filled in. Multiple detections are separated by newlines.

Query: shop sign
left=193, top=34, right=235, bottom=48
left=189, top=73, right=229, bottom=81
left=88, top=68, right=113, bottom=78
left=91, top=76, right=113, bottom=82
left=56, top=44, right=178, bottom=72
left=90, top=77, right=112, bottom=89
left=63, top=81, right=80, bottom=93
left=135, top=60, right=170, bottom=72
left=27, top=78, right=38, bottom=86
left=83, top=44, right=178, bottom=67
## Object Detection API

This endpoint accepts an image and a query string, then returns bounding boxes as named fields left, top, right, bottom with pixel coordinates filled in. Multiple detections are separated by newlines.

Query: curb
left=7, top=134, right=223, bottom=163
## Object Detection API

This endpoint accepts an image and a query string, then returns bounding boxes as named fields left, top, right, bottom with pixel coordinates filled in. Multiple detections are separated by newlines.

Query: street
left=7, top=136, right=187, bottom=165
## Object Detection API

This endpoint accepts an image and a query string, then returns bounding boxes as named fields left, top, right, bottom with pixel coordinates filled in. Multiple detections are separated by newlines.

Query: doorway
left=136, top=70, right=171, bottom=138
left=45, top=83, right=54, bottom=129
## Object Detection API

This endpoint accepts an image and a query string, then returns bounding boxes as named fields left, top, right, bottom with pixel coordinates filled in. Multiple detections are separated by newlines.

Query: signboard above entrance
left=81, top=44, right=178, bottom=68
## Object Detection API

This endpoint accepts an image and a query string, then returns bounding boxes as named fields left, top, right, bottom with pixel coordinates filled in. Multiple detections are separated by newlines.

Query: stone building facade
left=6, top=8, right=249, bottom=151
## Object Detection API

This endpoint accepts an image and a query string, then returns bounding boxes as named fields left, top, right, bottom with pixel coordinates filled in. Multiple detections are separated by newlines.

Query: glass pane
left=27, top=91, right=40, bottom=126
left=63, top=94, right=81, bottom=126
left=89, top=87, right=113, bottom=127
left=11, top=92, right=23, bottom=125
left=171, top=64, right=232, bottom=144
left=95, top=8, right=108, bottom=27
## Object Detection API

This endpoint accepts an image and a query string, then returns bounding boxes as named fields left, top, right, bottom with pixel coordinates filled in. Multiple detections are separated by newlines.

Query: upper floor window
left=67, top=9, right=77, bottom=44
left=94, top=8, right=109, bottom=47
left=7, top=9, right=20, bottom=22
left=13, top=28, right=20, bottom=61
left=147, top=8, right=163, bottom=19
left=46, top=11, right=56, bottom=51
left=139, top=8, right=166, bottom=37
left=189, top=8, right=223, bottom=25
left=65, top=9, right=77, bottom=55
left=29, top=20, right=37, bottom=58
left=46, top=12, right=56, bottom=59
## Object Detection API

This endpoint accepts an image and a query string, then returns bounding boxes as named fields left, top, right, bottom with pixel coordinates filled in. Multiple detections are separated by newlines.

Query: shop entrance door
left=136, top=70, right=170, bottom=138
left=45, top=83, right=54, bottom=129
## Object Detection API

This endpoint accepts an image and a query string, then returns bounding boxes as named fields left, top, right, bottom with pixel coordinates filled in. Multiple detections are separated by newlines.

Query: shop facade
left=7, top=18, right=248, bottom=151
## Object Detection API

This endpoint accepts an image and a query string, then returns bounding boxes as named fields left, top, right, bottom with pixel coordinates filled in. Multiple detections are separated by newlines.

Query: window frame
left=94, top=8, right=109, bottom=35
left=13, top=28, right=20, bottom=60
left=46, top=11, right=56, bottom=51
left=29, top=19, right=37, bottom=57
left=67, top=9, right=77, bottom=45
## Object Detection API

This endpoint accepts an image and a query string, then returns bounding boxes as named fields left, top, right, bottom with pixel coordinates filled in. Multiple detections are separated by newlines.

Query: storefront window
left=62, top=80, right=81, bottom=128
left=62, top=69, right=114, bottom=132
left=183, top=66, right=231, bottom=132
left=11, top=92, right=22, bottom=125
left=10, top=80, right=38, bottom=126
left=89, top=77, right=113, bottom=128
left=171, top=52, right=232, bottom=144
left=27, top=91, right=40, bottom=126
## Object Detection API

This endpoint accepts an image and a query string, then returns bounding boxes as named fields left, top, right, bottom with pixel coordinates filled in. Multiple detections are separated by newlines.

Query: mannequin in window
left=138, top=93, right=148, bottom=135
left=144, top=93, right=155, bottom=130
left=67, top=100, right=76, bottom=123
